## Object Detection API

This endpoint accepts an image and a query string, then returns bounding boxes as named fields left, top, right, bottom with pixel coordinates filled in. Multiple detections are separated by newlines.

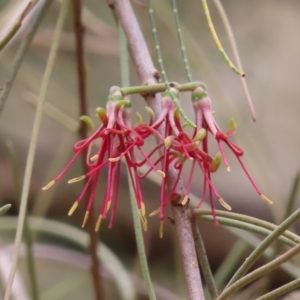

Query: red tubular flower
left=191, top=86, right=272, bottom=208
left=42, top=87, right=163, bottom=231
left=143, top=87, right=212, bottom=235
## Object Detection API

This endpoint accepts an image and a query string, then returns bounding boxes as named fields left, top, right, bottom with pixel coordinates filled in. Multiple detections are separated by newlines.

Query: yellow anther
left=219, top=198, right=232, bottom=211
left=261, top=194, right=273, bottom=205
left=42, top=180, right=55, bottom=190
left=157, top=170, right=166, bottom=177
left=159, top=220, right=164, bottom=238
left=141, top=202, right=146, bottom=216
left=90, top=154, right=98, bottom=161
left=68, top=202, right=78, bottom=216
left=140, top=214, right=148, bottom=231
left=181, top=195, right=189, bottom=205
left=82, top=211, right=89, bottom=228
left=227, top=166, right=231, bottom=172
left=106, top=200, right=112, bottom=213
left=109, top=157, right=120, bottom=162
left=149, top=208, right=160, bottom=217
left=68, top=175, right=86, bottom=184
left=95, top=215, right=103, bottom=232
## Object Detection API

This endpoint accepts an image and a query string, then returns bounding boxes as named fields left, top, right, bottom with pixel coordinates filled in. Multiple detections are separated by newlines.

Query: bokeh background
left=0, top=0, right=299, bottom=299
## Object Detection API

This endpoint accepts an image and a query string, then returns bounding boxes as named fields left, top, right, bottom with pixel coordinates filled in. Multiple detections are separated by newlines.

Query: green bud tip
left=80, top=115, right=95, bottom=131
left=135, top=112, right=143, bottom=127
left=193, top=128, right=206, bottom=142
left=192, top=87, right=208, bottom=102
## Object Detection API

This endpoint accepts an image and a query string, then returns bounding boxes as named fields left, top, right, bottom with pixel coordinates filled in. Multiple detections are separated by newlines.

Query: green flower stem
left=171, top=0, right=193, bottom=82
left=119, top=18, right=153, bottom=300
left=119, top=23, right=130, bottom=87
left=191, top=218, right=218, bottom=299
left=216, top=243, right=300, bottom=300
left=128, top=175, right=155, bottom=300
left=196, top=215, right=297, bottom=247
left=222, top=227, right=300, bottom=279
left=147, top=0, right=196, bottom=127
left=285, top=173, right=300, bottom=219
left=225, top=207, right=300, bottom=288
left=264, top=172, right=300, bottom=290
left=0, top=2, right=32, bottom=52
left=194, top=209, right=300, bottom=246
left=214, top=240, right=248, bottom=289
left=6, top=141, right=39, bottom=300
left=3, top=2, right=68, bottom=299
left=255, top=277, right=300, bottom=300
left=121, top=81, right=206, bottom=96
left=212, top=0, right=256, bottom=121
left=201, top=0, right=244, bottom=77
left=0, top=0, right=53, bottom=116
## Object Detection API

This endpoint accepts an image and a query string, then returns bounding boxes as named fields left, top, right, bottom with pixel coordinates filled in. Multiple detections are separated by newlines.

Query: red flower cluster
left=43, top=86, right=271, bottom=234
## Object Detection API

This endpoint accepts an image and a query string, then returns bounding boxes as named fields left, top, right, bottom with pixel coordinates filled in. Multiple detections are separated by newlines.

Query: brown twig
left=72, top=1, right=104, bottom=299
left=109, top=1, right=204, bottom=299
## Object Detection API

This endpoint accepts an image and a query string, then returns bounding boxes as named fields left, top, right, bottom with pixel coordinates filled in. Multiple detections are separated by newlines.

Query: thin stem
left=72, top=1, right=103, bottom=299
left=194, top=209, right=300, bottom=246
left=0, top=2, right=32, bottom=52
left=119, top=18, right=152, bottom=300
left=217, top=243, right=300, bottom=300
left=212, top=0, right=256, bottom=121
left=264, top=172, right=300, bottom=290
left=255, top=277, right=300, bottom=300
left=0, top=204, right=11, bottom=216
left=171, top=0, right=193, bottom=82
left=201, top=0, right=245, bottom=77
left=128, top=173, right=155, bottom=300
left=6, top=141, right=39, bottom=300
left=121, top=81, right=205, bottom=96
left=147, top=0, right=196, bottom=127
left=285, top=173, right=300, bottom=219
left=110, top=1, right=205, bottom=299
left=192, top=218, right=218, bottom=299
left=197, top=215, right=297, bottom=247
left=0, top=0, right=53, bottom=116
left=225, top=207, right=300, bottom=288
left=3, top=1, right=69, bottom=299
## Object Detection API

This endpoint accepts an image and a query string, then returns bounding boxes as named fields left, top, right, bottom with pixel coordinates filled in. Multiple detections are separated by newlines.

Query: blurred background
left=0, top=0, right=299, bottom=299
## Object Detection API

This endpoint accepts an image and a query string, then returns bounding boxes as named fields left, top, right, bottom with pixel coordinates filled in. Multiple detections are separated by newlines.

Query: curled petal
left=210, top=153, right=222, bottom=173
left=135, top=112, right=143, bottom=127
left=95, top=107, right=108, bottom=124
left=80, top=115, right=95, bottom=132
